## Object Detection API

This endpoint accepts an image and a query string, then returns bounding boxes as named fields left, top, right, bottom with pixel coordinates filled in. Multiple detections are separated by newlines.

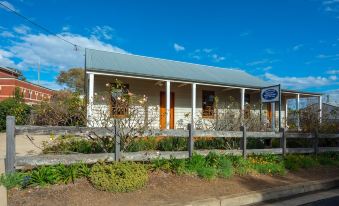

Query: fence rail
left=5, top=116, right=339, bottom=172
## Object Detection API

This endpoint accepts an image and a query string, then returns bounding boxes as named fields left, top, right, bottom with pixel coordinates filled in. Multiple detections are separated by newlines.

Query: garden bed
left=8, top=166, right=339, bottom=206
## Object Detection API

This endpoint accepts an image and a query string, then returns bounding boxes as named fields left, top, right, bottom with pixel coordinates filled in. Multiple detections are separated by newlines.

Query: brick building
left=0, top=66, right=54, bottom=104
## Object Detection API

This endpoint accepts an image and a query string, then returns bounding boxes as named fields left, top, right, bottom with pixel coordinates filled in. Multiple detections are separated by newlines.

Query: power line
left=0, top=2, right=80, bottom=50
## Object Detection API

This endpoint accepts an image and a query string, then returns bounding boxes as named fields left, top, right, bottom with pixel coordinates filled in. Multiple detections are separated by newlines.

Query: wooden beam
left=178, top=83, right=188, bottom=88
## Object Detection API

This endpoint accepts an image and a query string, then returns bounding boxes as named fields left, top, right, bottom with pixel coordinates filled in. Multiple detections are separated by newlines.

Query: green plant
left=196, top=167, right=217, bottom=180
left=0, top=172, right=26, bottom=189
left=0, top=88, right=31, bottom=131
left=157, top=137, right=187, bottom=151
left=283, top=154, right=319, bottom=171
left=185, top=154, right=206, bottom=172
left=89, top=162, right=148, bottom=192
left=28, top=166, right=59, bottom=186
left=125, top=137, right=157, bottom=152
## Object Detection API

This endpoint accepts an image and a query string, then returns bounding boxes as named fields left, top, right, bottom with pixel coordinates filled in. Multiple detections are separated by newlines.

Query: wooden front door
left=267, top=103, right=272, bottom=121
left=160, top=92, right=175, bottom=129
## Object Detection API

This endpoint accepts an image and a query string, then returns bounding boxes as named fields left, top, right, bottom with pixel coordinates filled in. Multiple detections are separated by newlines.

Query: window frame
left=109, top=83, right=130, bottom=118
left=202, top=90, right=215, bottom=118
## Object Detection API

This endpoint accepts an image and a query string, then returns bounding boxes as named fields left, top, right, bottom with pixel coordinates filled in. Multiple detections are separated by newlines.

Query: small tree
left=57, top=68, right=85, bottom=94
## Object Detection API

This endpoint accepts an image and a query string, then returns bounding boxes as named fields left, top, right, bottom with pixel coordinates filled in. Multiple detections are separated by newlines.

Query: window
left=202, top=90, right=215, bottom=118
left=110, top=83, right=129, bottom=118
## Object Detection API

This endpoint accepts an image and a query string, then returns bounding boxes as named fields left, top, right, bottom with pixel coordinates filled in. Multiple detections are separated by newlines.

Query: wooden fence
left=5, top=116, right=339, bottom=173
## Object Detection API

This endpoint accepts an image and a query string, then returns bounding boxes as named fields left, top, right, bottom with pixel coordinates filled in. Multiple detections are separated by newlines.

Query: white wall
left=88, top=74, right=287, bottom=129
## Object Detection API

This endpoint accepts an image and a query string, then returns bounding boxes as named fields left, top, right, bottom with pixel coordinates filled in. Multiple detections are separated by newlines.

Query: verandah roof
left=85, top=49, right=270, bottom=89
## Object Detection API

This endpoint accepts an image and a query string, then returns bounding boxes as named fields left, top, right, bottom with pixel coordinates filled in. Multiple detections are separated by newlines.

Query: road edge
left=164, top=177, right=339, bottom=206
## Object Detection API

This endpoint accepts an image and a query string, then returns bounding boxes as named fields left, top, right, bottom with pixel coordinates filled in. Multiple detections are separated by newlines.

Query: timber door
left=160, top=92, right=175, bottom=129
left=267, top=103, right=272, bottom=121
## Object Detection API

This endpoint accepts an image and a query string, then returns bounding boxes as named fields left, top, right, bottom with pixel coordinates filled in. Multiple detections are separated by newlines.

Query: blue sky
left=0, top=0, right=338, bottom=97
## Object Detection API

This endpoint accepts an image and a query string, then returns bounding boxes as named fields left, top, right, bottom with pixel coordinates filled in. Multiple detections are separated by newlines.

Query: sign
left=261, top=85, right=280, bottom=103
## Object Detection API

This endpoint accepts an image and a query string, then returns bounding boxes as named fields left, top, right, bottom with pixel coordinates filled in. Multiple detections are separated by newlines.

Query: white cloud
left=265, top=48, right=275, bottom=54
left=211, top=54, right=225, bottom=62
left=323, top=0, right=339, bottom=5
left=173, top=43, right=185, bottom=52
left=262, top=66, right=272, bottom=71
left=189, top=48, right=225, bottom=62
left=264, top=73, right=339, bottom=89
left=292, top=44, right=303, bottom=51
left=2, top=29, right=127, bottom=71
left=246, top=59, right=278, bottom=66
left=240, top=31, right=251, bottom=37
left=327, top=69, right=339, bottom=74
left=316, top=53, right=339, bottom=59
left=0, top=49, right=16, bottom=68
left=0, top=1, right=18, bottom=12
left=62, top=26, right=70, bottom=32
left=13, top=25, right=31, bottom=35
left=91, top=25, right=115, bottom=40
left=0, top=31, right=14, bottom=37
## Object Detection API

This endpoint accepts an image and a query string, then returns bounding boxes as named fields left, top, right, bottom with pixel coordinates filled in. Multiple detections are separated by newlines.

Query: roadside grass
left=1, top=152, right=339, bottom=192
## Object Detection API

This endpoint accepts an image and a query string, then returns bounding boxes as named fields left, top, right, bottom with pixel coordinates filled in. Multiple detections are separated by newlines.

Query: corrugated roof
left=85, top=49, right=270, bottom=88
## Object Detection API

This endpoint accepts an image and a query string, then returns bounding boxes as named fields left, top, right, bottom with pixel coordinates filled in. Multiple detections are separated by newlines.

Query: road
left=255, top=188, right=339, bottom=206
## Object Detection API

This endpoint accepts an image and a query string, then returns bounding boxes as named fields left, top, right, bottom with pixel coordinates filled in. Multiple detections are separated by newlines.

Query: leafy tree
left=56, top=68, right=84, bottom=94
left=0, top=88, right=31, bottom=131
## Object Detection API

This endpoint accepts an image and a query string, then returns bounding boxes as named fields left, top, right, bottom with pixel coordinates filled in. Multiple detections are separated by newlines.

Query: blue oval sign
left=262, top=89, right=278, bottom=101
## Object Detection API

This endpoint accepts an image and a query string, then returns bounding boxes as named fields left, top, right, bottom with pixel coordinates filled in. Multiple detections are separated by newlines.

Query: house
left=0, top=66, right=54, bottom=104
left=85, top=49, right=322, bottom=130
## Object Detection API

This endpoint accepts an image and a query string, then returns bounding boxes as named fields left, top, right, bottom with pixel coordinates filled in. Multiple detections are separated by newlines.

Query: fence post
left=240, top=126, right=247, bottom=158
left=187, top=124, right=194, bottom=159
left=5, top=116, right=15, bottom=173
left=114, top=120, right=120, bottom=161
left=314, top=128, right=319, bottom=156
left=279, top=128, right=286, bottom=156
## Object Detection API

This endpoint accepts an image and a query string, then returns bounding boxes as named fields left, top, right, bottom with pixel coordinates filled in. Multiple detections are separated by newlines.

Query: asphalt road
left=254, top=188, right=339, bottom=206
left=301, top=196, right=339, bottom=206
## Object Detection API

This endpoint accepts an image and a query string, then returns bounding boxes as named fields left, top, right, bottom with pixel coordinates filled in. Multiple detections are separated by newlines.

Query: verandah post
left=114, top=119, right=121, bottom=161
left=240, top=126, right=247, bottom=158
left=280, top=128, right=286, bottom=156
left=314, top=128, right=319, bottom=156
left=5, top=116, right=15, bottom=173
left=187, top=124, right=194, bottom=159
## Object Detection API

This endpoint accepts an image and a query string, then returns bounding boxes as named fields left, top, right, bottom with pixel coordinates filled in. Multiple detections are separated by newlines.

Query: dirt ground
left=8, top=166, right=339, bottom=206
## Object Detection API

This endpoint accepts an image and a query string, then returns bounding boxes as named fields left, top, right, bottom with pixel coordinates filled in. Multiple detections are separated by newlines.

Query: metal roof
left=85, top=49, right=270, bottom=89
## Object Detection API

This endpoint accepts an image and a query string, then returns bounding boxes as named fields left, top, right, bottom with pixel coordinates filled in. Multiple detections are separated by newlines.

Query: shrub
left=248, top=154, right=285, bottom=175
left=89, top=162, right=148, bottom=192
left=284, top=154, right=319, bottom=171
left=125, top=137, right=157, bottom=152
left=228, top=155, right=251, bottom=175
left=28, top=166, right=59, bottom=186
left=30, top=91, right=86, bottom=126
left=185, top=154, right=206, bottom=172
left=42, top=135, right=103, bottom=154
left=0, top=172, right=26, bottom=189
left=0, top=88, right=31, bottom=131
left=157, top=137, right=187, bottom=151
left=196, top=167, right=217, bottom=180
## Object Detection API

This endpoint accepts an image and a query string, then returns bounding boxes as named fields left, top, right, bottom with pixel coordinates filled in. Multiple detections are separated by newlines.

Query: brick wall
left=0, top=78, right=54, bottom=104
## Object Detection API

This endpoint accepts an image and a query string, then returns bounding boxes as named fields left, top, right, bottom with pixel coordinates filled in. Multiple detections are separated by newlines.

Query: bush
left=125, top=137, right=157, bottom=152
left=284, top=154, right=319, bottom=171
left=196, top=167, right=217, bottom=180
left=42, top=135, right=103, bottom=154
left=0, top=88, right=31, bottom=131
left=0, top=172, right=26, bottom=189
left=157, top=137, right=187, bottom=151
left=30, top=91, right=86, bottom=126
left=89, top=162, right=148, bottom=192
